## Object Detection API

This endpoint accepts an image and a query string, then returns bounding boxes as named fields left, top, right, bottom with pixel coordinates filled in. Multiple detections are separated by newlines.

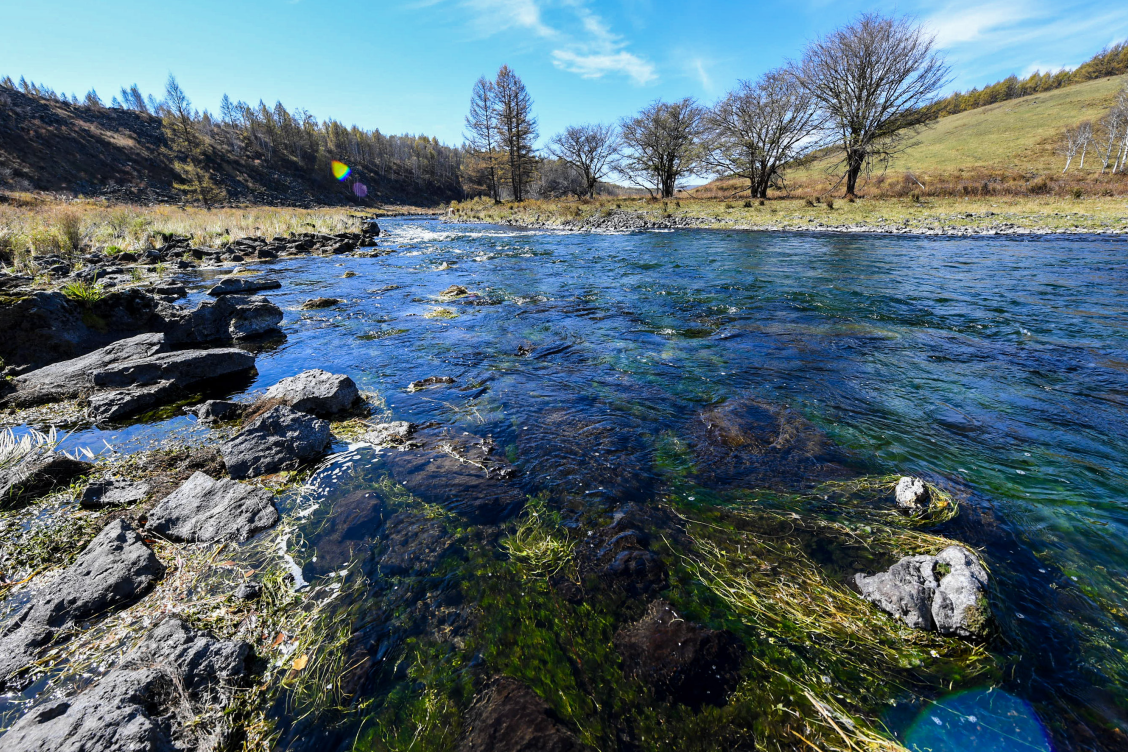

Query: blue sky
left=2, top=0, right=1126, bottom=146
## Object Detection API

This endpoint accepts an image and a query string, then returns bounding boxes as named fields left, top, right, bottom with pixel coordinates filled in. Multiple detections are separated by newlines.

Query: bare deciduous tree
left=704, top=68, right=823, bottom=199
left=494, top=65, right=538, bottom=202
left=464, top=76, right=502, bottom=201
left=797, top=13, right=949, bottom=197
left=1059, top=121, right=1093, bottom=173
left=617, top=98, right=706, bottom=198
left=548, top=123, right=618, bottom=198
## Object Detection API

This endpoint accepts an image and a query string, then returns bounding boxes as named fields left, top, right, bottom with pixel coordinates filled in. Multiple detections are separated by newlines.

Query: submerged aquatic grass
left=500, top=495, right=575, bottom=579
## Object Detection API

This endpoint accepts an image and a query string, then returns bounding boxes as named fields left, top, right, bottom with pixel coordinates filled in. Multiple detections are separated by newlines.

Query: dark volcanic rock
left=0, top=448, right=92, bottom=508
left=457, top=676, right=590, bottom=752
left=688, top=398, right=853, bottom=490
left=87, top=380, right=183, bottom=424
left=146, top=471, right=278, bottom=542
left=0, top=519, right=163, bottom=689
left=0, top=618, right=253, bottom=752
left=190, top=399, right=245, bottom=423
left=855, top=545, right=991, bottom=638
left=614, top=600, right=745, bottom=708
left=79, top=479, right=150, bottom=509
left=92, top=347, right=256, bottom=389
left=165, top=294, right=284, bottom=344
left=300, top=297, right=341, bottom=310
left=206, top=275, right=282, bottom=296
left=407, top=375, right=456, bottom=392
left=220, top=405, right=331, bottom=479
left=263, top=369, right=363, bottom=418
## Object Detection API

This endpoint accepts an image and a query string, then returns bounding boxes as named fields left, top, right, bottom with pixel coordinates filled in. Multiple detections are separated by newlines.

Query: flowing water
left=6, top=218, right=1128, bottom=750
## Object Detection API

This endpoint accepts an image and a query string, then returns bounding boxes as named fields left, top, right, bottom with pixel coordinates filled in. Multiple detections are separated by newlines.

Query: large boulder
left=0, top=618, right=253, bottom=752
left=146, top=471, right=278, bottom=543
left=92, top=348, right=256, bottom=389
left=79, top=479, right=150, bottom=509
left=614, top=600, right=744, bottom=708
left=0, top=519, right=163, bottom=689
left=855, top=545, right=991, bottom=638
left=0, top=447, right=91, bottom=508
left=9, top=333, right=168, bottom=405
left=206, top=276, right=281, bottom=296
left=263, top=369, right=363, bottom=418
left=86, top=380, right=183, bottom=424
left=166, top=294, right=283, bottom=343
left=220, top=405, right=331, bottom=479
left=457, top=676, right=590, bottom=752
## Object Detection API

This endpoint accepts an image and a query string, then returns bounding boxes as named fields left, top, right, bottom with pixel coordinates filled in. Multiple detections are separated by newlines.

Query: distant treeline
left=932, top=43, right=1128, bottom=118
left=0, top=75, right=464, bottom=202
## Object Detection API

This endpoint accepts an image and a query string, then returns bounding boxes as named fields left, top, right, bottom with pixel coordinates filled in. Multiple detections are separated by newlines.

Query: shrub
left=1027, top=177, right=1050, bottom=195
left=743, top=200, right=752, bottom=208
left=1071, top=187, right=1083, bottom=199
left=724, top=202, right=734, bottom=210
left=814, top=196, right=821, bottom=204
left=804, top=197, right=815, bottom=207
left=53, top=211, right=83, bottom=254
left=909, top=191, right=921, bottom=203
left=758, top=199, right=765, bottom=206
left=825, top=198, right=835, bottom=210
left=847, top=197, right=855, bottom=203
left=105, top=245, right=124, bottom=255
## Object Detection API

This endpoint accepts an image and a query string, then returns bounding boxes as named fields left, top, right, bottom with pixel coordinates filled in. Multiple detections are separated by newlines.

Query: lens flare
left=353, top=182, right=368, bottom=198
left=331, top=160, right=351, bottom=181
left=903, top=688, right=1051, bottom=752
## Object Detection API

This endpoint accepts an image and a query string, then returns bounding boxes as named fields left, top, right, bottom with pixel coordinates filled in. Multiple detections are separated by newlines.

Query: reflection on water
left=9, top=218, right=1128, bottom=747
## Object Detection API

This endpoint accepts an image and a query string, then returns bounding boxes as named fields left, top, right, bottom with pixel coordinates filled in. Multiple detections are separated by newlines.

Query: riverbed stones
left=895, top=476, right=930, bottom=511
left=364, top=421, right=417, bottom=447
left=615, top=600, right=744, bottom=708
left=87, top=380, right=183, bottom=423
left=0, top=448, right=92, bottom=508
left=146, top=471, right=278, bottom=543
left=79, top=479, right=150, bottom=509
left=440, top=284, right=470, bottom=298
left=167, top=294, right=283, bottom=343
left=191, top=399, right=245, bottom=423
left=407, top=375, right=456, bottom=392
left=0, top=519, right=163, bottom=689
left=457, top=676, right=590, bottom=752
left=301, top=297, right=341, bottom=309
left=95, top=348, right=257, bottom=390
left=206, top=275, right=282, bottom=296
left=378, top=512, right=453, bottom=576
left=0, top=618, right=254, bottom=752
left=855, top=545, right=991, bottom=638
left=221, top=405, right=331, bottom=479
left=263, top=369, right=363, bottom=418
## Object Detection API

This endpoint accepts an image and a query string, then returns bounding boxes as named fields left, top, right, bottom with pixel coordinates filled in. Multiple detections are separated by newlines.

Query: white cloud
left=550, top=6, right=657, bottom=84
left=463, top=0, right=556, bottom=38
left=926, top=2, right=1035, bottom=48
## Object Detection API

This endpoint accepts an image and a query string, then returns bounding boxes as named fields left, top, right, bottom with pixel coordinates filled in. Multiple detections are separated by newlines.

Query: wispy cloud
left=925, top=2, right=1036, bottom=48
left=443, top=0, right=657, bottom=85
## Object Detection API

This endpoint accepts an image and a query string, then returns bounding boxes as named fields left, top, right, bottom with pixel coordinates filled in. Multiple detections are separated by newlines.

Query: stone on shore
left=221, top=405, right=331, bottom=479
left=168, top=294, right=283, bottom=343
left=87, top=380, right=183, bottom=423
left=92, top=347, right=256, bottom=390
left=0, top=448, right=92, bottom=508
left=190, top=399, right=245, bottom=423
left=146, top=471, right=278, bottom=543
left=263, top=369, right=363, bottom=418
left=206, top=276, right=282, bottom=296
left=0, top=618, right=253, bottom=752
left=79, top=479, right=150, bottom=509
left=855, top=545, right=991, bottom=638
left=9, top=333, right=168, bottom=405
left=0, top=519, right=163, bottom=689
left=614, top=599, right=744, bottom=708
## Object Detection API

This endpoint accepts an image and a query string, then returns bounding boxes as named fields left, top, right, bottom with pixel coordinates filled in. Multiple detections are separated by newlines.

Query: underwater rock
left=378, top=511, right=453, bottom=576
left=301, top=297, right=341, bottom=310
left=384, top=450, right=523, bottom=524
left=364, top=421, right=417, bottom=447
left=603, top=549, right=667, bottom=597
left=79, top=479, right=150, bottom=509
left=146, top=471, right=278, bottom=543
left=615, top=599, right=745, bottom=709
left=221, top=405, right=331, bottom=479
left=457, top=676, right=590, bottom=752
left=190, top=399, right=245, bottom=423
left=0, top=519, right=163, bottom=690
left=206, top=276, right=282, bottom=296
left=895, top=476, right=930, bottom=511
left=0, top=448, right=92, bottom=508
left=855, top=545, right=991, bottom=638
left=0, top=618, right=253, bottom=752
left=687, top=398, right=852, bottom=490
left=407, top=376, right=456, bottom=392
left=263, top=369, right=363, bottom=418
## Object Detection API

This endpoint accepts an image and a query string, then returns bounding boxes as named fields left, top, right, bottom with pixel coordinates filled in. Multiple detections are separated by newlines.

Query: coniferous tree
left=494, top=66, right=538, bottom=201
left=162, top=75, right=226, bottom=208
left=464, top=76, right=502, bottom=201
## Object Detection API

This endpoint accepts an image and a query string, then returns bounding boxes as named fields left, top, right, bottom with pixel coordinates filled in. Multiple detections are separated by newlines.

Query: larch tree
left=547, top=123, right=618, bottom=198
left=464, top=76, right=502, bottom=201
left=704, top=68, right=823, bottom=199
left=494, top=65, right=538, bottom=201
left=617, top=98, right=706, bottom=198
left=162, top=75, right=226, bottom=209
left=796, top=13, right=949, bottom=197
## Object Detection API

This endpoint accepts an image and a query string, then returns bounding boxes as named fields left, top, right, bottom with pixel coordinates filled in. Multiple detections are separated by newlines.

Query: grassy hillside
left=697, top=74, right=1128, bottom=198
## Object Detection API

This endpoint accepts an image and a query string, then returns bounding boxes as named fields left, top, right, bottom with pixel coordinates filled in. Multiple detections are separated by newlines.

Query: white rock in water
left=895, top=476, right=930, bottom=511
